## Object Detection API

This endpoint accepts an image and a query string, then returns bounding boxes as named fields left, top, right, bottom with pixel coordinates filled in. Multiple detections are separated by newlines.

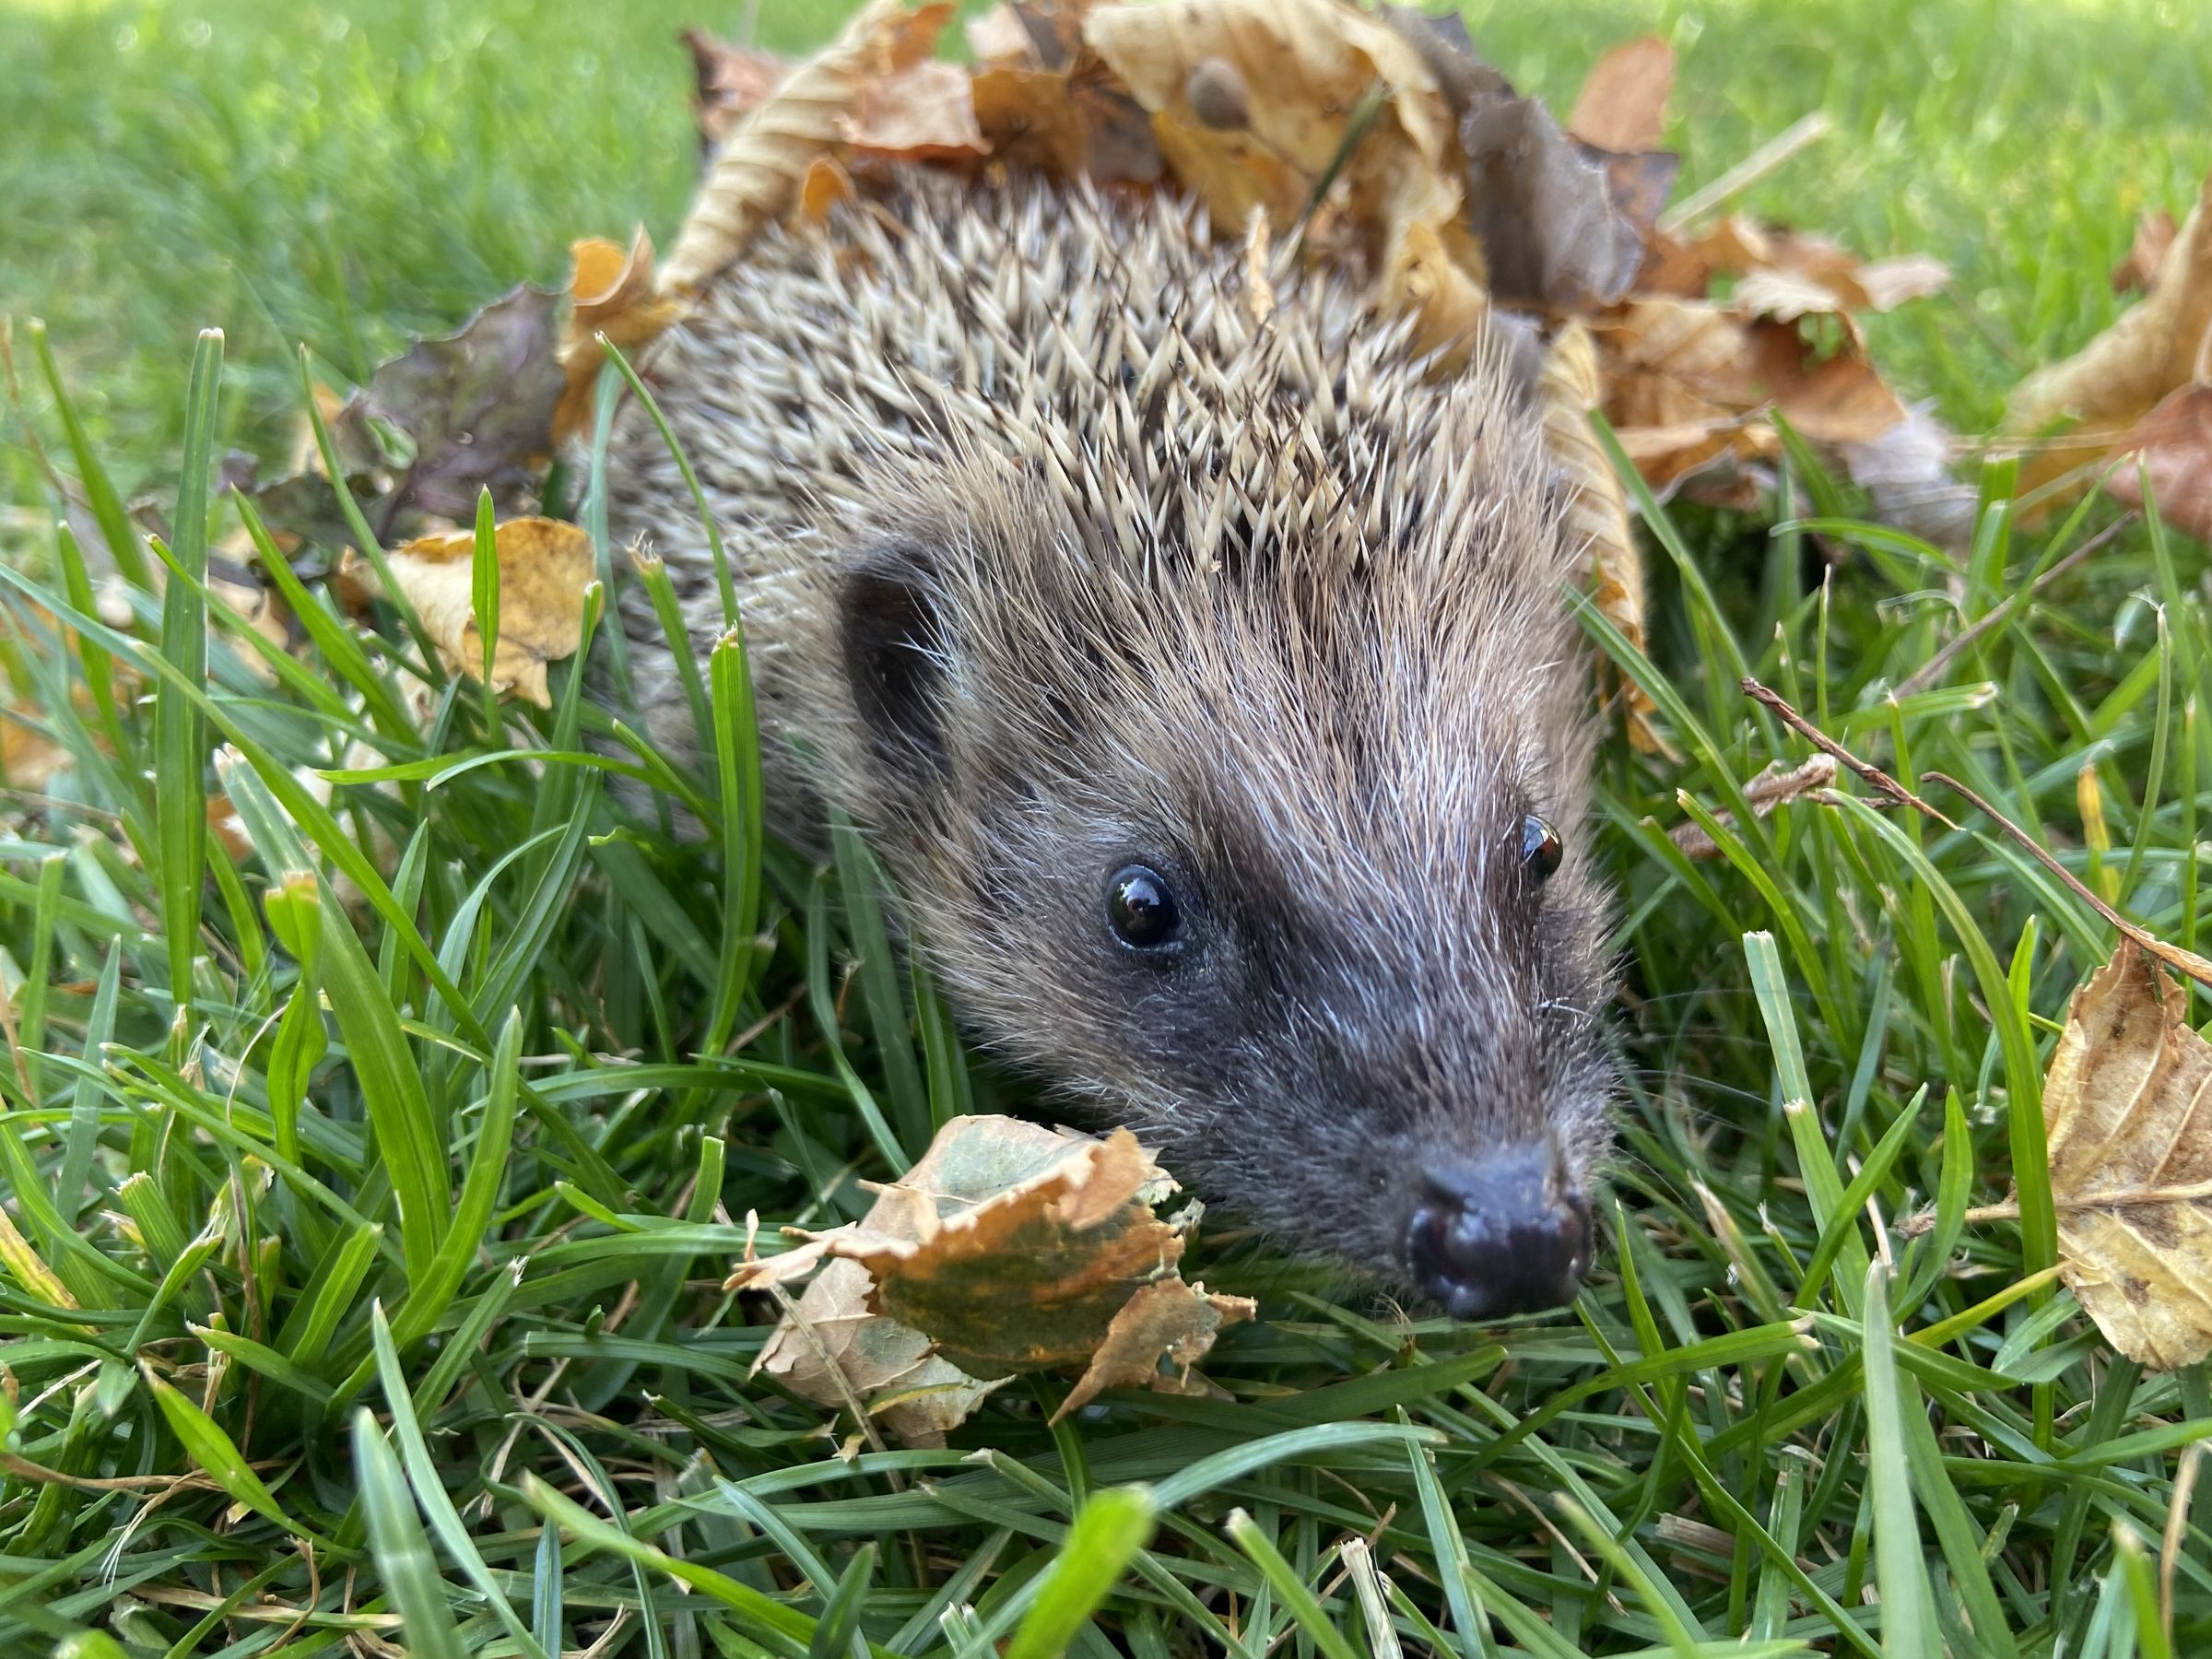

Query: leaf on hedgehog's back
left=682, top=28, right=790, bottom=147
left=840, top=59, right=986, bottom=159
left=555, top=230, right=683, bottom=444
left=743, top=1116, right=1251, bottom=1444
left=1566, top=34, right=1674, bottom=156
left=338, top=284, right=564, bottom=524
left=340, top=518, right=594, bottom=708
left=662, top=0, right=957, bottom=291
left=2041, top=945, right=2212, bottom=1371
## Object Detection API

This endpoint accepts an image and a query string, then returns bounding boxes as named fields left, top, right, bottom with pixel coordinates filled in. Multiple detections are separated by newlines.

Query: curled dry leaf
left=2006, top=171, right=2212, bottom=495
left=1669, top=753, right=1838, bottom=858
left=2041, top=946, right=2212, bottom=1370
left=1457, top=79, right=1645, bottom=311
left=555, top=229, right=683, bottom=444
left=662, top=0, right=956, bottom=292
left=1054, top=1277, right=1253, bottom=1420
left=2103, top=382, right=2212, bottom=543
left=1566, top=35, right=1674, bottom=156
left=1536, top=322, right=1656, bottom=749
left=840, top=58, right=986, bottom=159
left=683, top=28, right=790, bottom=147
left=748, top=1115, right=1247, bottom=1445
left=340, top=518, right=594, bottom=708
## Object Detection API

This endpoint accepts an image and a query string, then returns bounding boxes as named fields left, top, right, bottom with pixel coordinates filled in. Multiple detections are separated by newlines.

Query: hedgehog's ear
left=839, top=540, right=952, bottom=781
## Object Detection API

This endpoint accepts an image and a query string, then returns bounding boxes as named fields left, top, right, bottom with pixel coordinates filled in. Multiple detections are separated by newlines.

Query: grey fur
left=606, top=169, right=1614, bottom=1300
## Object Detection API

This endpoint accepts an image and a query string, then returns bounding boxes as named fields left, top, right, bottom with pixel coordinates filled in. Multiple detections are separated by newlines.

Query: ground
left=3, top=0, right=2212, bottom=1655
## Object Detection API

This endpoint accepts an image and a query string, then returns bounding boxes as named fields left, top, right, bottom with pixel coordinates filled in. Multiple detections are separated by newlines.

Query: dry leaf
left=1055, top=1277, right=1255, bottom=1420
left=662, top=0, right=956, bottom=292
left=555, top=230, right=683, bottom=444
left=683, top=28, right=790, bottom=147
left=840, top=59, right=986, bottom=159
left=751, top=1116, right=1244, bottom=1445
left=2104, top=382, right=2212, bottom=543
left=1566, top=35, right=1674, bottom=156
left=1669, top=754, right=1839, bottom=858
left=2, top=707, right=71, bottom=794
left=340, top=518, right=594, bottom=707
left=2007, top=172, right=2212, bottom=494
left=966, top=4, right=1041, bottom=67
left=1836, top=404, right=1977, bottom=551
left=1537, top=322, right=1656, bottom=749
left=1457, top=77, right=1645, bottom=311
left=2113, top=209, right=2178, bottom=296
left=338, top=285, right=565, bottom=524
left=2041, top=946, right=2212, bottom=1370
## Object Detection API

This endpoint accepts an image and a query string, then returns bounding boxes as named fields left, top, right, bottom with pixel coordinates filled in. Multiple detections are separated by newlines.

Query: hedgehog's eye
left=1106, top=865, right=1182, bottom=952
left=1521, top=815, right=1563, bottom=882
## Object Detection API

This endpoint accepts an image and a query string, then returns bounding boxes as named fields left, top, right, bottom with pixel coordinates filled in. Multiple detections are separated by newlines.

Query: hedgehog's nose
left=1405, top=1145, right=1592, bottom=1321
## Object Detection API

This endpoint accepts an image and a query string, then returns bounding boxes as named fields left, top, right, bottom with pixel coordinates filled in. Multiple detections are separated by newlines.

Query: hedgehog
left=605, top=169, right=1614, bottom=1321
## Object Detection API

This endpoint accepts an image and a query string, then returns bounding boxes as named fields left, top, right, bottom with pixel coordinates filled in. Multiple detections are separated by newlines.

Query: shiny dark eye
left=1106, top=865, right=1182, bottom=951
left=1521, top=815, right=1562, bottom=882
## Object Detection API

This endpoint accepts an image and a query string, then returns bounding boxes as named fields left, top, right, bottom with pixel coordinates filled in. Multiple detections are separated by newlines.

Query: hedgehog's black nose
left=1405, top=1146, right=1592, bottom=1321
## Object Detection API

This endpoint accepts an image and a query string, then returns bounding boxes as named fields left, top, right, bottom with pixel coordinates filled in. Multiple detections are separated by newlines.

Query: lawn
left=4, top=0, right=2212, bottom=1655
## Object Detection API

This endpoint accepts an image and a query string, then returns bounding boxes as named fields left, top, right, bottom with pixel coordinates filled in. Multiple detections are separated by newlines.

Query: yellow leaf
left=2041, top=945, right=2212, bottom=1370
left=341, top=518, right=594, bottom=708
left=556, top=229, right=683, bottom=443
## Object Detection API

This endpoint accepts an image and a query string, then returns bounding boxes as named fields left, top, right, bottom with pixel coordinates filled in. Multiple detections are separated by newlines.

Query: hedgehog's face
left=818, top=490, right=1615, bottom=1323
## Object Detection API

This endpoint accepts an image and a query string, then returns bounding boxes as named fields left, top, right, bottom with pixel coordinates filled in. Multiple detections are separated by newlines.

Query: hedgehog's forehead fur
left=609, top=168, right=1615, bottom=1291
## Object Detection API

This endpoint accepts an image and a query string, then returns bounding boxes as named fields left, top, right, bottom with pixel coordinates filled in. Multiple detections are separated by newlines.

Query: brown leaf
left=2041, top=946, right=2212, bottom=1370
left=1537, top=321, right=1656, bottom=749
left=2006, top=172, right=2212, bottom=494
left=2104, top=382, right=2212, bottom=543
left=663, top=0, right=956, bottom=292
left=840, top=59, right=986, bottom=159
left=340, top=518, right=594, bottom=708
left=682, top=28, right=790, bottom=147
left=338, top=284, right=564, bottom=525
left=1670, top=754, right=1838, bottom=858
left=1567, top=35, right=1674, bottom=156
left=2113, top=209, right=2178, bottom=296
left=753, top=1115, right=1236, bottom=1445
left=1457, top=80, right=1644, bottom=310
left=555, top=230, right=683, bottom=444
left=1053, top=1278, right=1255, bottom=1421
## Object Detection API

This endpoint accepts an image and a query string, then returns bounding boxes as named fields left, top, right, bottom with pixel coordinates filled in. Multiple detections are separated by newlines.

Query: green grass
left=6, top=0, right=2212, bottom=1654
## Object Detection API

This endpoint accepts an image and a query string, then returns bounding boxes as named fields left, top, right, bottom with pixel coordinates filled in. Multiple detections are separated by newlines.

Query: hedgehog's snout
left=1403, top=1142, right=1592, bottom=1322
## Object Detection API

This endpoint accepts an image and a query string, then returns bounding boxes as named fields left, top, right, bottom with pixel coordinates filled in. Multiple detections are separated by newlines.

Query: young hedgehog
left=606, top=170, right=1614, bottom=1321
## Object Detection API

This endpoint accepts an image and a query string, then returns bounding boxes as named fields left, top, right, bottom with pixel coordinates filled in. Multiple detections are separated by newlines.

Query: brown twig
left=1739, top=677, right=1959, bottom=829
left=1893, top=512, right=2138, bottom=698
left=1922, top=770, right=2212, bottom=993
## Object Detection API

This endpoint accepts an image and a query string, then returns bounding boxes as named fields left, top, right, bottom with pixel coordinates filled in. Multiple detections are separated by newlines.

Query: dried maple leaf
left=339, top=517, right=594, bottom=707
left=2104, top=382, right=2212, bottom=543
left=662, top=0, right=956, bottom=292
left=555, top=230, right=683, bottom=444
left=2006, top=172, right=2212, bottom=494
left=1566, top=35, right=1674, bottom=156
left=749, top=1116, right=1246, bottom=1445
left=2041, top=946, right=2212, bottom=1371
left=339, top=285, right=564, bottom=525
left=682, top=28, right=790, bottom=147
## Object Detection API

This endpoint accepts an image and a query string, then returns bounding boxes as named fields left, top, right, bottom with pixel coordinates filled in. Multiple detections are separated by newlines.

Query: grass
left=5, top=0, right=2212, bottom=1654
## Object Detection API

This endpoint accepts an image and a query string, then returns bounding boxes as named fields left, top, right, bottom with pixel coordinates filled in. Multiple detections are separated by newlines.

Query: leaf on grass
left=1566, top=35, right=1674, bottom=156
left=1055, top=1277, right=1253, bottom=1420
left=662, top=0, right=957, bottom=291
left=2006, top=171, right=2212, bottom=495
left=682, top=28, right=791, bottom=148
left=2041, top=945, right=2212, bottom=1370
left=2102, top=382, right=2212, bottom=543
left=555, top=230, right=684, bottom=443
left=339, top=518, right=594, bottom=707
left=2113, top=208, right=2179, bottom=296
left=339, top=285, right=565, bottom=524
left=1456, top=79, right=1646, bottom=311
left=747, top=1115, right=1246, bottom=1444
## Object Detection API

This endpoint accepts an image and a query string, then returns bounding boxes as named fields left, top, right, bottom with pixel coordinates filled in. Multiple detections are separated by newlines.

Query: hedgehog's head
left=794, top=347, right=1614, bottom=1324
